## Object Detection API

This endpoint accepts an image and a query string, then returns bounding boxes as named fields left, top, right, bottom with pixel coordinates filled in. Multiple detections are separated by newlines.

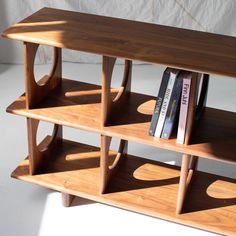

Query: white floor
left=0, top=62, right=235, bottom=236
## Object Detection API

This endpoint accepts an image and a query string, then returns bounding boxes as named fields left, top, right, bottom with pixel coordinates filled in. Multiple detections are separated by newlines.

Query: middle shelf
left=7, top=78, right=236, bottom=163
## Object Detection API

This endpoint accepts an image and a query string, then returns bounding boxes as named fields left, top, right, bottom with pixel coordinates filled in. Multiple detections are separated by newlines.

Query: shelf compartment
left=12, top=137, right=236, bottom=236
left=7, top=78, right=236, bottom=163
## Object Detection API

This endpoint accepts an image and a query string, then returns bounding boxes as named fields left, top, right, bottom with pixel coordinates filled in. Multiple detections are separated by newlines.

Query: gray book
left=161, top=71, right=185, bottom=139
left=149, top=68, right=171, bottom=136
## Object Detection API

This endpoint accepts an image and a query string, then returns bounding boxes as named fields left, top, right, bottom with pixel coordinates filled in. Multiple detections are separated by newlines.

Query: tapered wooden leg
left=61, top=193, right=75, bottom=207
left=176, top=154, right=191, bottom=214
left=176, top=154, right=199, bottom=214
left=100, top=135, right=128, bottom=194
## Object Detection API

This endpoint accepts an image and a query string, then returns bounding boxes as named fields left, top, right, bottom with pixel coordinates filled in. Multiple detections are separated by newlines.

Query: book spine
left=177, top=75, right=191, bottom=144
left=161, top=75, right=183, bottom=139
left=149, top=69, right=170, bottom=136
left=195, top=74, right=209, bottom=121
left=154, top=72, right=177, bottom=138
left=183, top=73, right=201, bottom=145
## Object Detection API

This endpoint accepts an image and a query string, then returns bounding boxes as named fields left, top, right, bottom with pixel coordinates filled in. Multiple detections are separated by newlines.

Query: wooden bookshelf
left=2, top=7, right=236, bottom=235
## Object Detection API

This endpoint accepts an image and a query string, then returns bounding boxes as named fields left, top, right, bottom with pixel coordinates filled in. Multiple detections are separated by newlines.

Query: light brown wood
left=100, top=135, right=128, bottom=194
left=11, top=137, right=236, bottom=236
left=7, top=79, right=236, bottom=164
left=27, top=118, right=62, bottom=174
left=3, top=7, right=236, bottom=77
left=176, top=154, right=191, bottom=214
left=61, top=193, right=75, bottom=207
left=177, top=155, right=199, bottom=214
left=24, top=42, right=62, bottom=109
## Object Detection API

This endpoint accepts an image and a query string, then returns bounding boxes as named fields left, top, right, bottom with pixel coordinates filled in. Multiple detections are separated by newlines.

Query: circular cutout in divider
left=36, top=121, right=55, bottom=152
left=110, top=60, right=126, bottom=102
left=107, top=136, right=127, bottom=170
left=33, top=45, right=54, bottom=85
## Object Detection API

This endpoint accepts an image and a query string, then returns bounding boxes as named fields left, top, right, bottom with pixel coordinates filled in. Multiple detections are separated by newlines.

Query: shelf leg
left=61, top=193, right=75, bottom=207
left=176, top=154, right=199, bottom=214
left=100, top=135, right=128, bottom=194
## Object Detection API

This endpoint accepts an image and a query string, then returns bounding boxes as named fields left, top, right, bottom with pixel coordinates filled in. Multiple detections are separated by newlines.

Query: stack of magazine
left=149, top=68, right=208, bottom=144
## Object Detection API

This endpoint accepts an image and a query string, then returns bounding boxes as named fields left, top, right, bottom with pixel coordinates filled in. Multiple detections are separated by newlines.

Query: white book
left=177, top=73, right=192, bottom=144
left=154, top=70, right=179, bottom=138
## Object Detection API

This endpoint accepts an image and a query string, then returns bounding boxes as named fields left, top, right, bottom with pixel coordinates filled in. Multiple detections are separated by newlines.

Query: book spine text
left=177, top=76, right=191, bottom=144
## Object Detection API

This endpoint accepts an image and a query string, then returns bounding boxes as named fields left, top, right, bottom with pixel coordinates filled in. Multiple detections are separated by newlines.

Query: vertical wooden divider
left=24, top=42, right=73, bottom=205
left=100, top=56, right=132, bottom=194
left=24, top=42, right=62, bottom=109
left=176, top=73, right=208, bottom=214
left=27, top=118, right=63, bottom=175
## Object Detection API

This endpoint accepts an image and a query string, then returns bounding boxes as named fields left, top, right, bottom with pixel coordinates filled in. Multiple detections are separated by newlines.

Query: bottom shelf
left=12, top=138, right=236, bottom=235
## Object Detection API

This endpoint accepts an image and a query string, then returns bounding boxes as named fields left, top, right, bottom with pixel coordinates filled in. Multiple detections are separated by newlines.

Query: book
left=176, top=72, right=192, bottom=144
left=161, top=71, right=184, bottom=139
left=195, top=74, right=209, bottom=121
left=149, top=68, right=171, bottom=136
left=177, top=72, right=201, bottom=145
left=154, top=69, right=180, bottom=138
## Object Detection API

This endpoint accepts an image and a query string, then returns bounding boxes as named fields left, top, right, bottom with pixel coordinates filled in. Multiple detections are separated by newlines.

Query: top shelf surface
left=2, top=7, right=236, bottom=78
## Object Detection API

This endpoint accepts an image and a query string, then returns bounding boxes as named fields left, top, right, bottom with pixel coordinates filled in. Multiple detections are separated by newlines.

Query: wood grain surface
left=11, top=137, right=236, bottom=236
left=3, top=7, right=236, bottom=77
left=7, top=79, right=236, bottom=164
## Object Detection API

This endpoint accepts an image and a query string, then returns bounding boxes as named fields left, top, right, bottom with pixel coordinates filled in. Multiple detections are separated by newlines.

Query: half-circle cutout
left=33, top=46, right=61, bottom=87
left=36, top=121, right=58, bottom=152
left=110, top=60, right=132, bottom=102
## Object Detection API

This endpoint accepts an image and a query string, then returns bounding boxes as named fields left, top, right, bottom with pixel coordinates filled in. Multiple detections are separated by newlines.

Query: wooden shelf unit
left=2, top=7, right=236, bottom=235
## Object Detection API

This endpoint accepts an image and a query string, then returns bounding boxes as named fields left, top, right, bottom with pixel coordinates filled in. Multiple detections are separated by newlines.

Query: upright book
left=176, top=72, right=192, bottom=144
left=149, top=68, right=171, bottom=136
left=177, top=73, right=201, bottom=144
left=154, top=69, right=180, bottom=138
left=161, top=71, right=184, bottom=139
